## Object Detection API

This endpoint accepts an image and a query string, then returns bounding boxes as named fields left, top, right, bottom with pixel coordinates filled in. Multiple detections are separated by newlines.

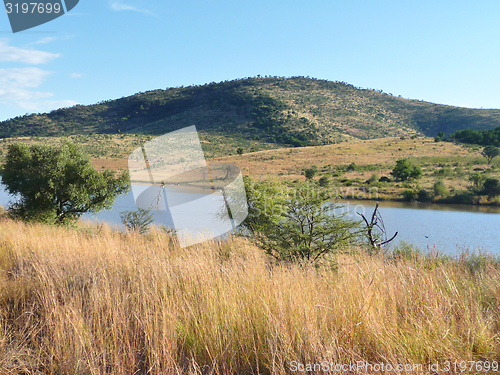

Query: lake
left=338, top=200, right=500, bottom=254
left=1, top=185, right=499, bottom=255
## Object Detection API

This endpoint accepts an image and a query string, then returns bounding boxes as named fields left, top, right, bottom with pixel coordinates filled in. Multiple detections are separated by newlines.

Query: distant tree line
left=448, top=126, right=500, bottom=147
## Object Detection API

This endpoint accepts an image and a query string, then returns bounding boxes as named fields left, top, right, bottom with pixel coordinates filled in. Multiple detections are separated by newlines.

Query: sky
left=1, top=0, right=500, bottom=122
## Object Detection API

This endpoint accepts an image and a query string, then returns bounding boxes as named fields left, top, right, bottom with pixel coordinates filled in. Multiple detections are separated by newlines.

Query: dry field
left=1, top=218, right=499, bottom=374
left=213, top=137, right=498, bottom=202
left=213, top=137, right=473, bottom=179
left=1, top=134, right=497, bottom=202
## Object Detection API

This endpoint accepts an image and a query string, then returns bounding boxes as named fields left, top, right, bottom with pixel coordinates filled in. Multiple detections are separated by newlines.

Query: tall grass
left=0, top=218, right=499, bottom=374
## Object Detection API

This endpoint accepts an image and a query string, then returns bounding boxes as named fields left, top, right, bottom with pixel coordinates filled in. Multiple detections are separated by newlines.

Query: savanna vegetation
left=0, top=142, right=130, bottom=224
left=449, top=126, right=500, bottom=147
left=3, top=76, right=500, bottom=159
left=1, top=217, right=500, bottom=374
left=212, top=136, right=500, bottom=206
left=0, top=133, right=499, bottom=372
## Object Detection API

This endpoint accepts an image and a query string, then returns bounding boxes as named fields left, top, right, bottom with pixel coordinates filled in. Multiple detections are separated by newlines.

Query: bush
left=236, top=147, right=244, bottom=155
left=391, top=242, right=422, bottom=261
left=120, top=208, right=154, bottom=234
left=440, top=191, right=474, bottom=205
left=391, top=159, right=422, bottom=181
left=469, top=172, right=486, bottom=190
left=433, top=181, right=448, bottom=197
left=318, top=176, right=330, bottom=187
left=417, top=189, right=432, bottom=202
left=242, top=178, right=364, bottom=264
left=346, top=162, right=357, bottom=171
left=482, top=178, right=500, bottom=198
left=402, top=189, right=416, bottom=201
left=304, top=166, right=318, bottom=180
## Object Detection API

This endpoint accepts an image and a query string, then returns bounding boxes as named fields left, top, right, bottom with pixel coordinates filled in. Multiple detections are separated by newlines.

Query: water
left=339, top=200, right=500, bottom=254
left=1, top=185, right=500, bottom=254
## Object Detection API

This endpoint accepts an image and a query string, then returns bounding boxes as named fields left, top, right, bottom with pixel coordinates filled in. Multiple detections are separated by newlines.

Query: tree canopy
left=391, top=159, right=422, bottom=181
left=449, top=126, right=500, bottom=147
left=481, top=145, right=500, bottom=165
left=241, top=177, right=363, bottom=264
left=0, top=142, right=130, bottom=224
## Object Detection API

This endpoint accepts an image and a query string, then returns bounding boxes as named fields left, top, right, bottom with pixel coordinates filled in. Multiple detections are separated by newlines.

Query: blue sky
left=1, top=0, right=500, bottom=122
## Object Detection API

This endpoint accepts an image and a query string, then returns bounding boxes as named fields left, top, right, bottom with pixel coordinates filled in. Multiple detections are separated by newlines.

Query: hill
left=2, top=76, right=500, bottom=156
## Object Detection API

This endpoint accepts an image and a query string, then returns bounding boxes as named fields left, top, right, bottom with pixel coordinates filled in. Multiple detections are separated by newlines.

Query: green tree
left=434, top=131, right=445, bottom=142
left=304, top=166, right=318, bottom=180
left=318, top=176, right=330, bottom=187
left=481, top=145, right=500, bottom=165
left=236, top=147, right=244, bottom=155
left=402, top=189, right=416, bottom=201
left=241, top=178, right=363, bottom=264
left=0, top=142, right=130, bottom=224
left=391, top=159, right=422, bottom=181
left=482, top=178, right=500, bottom=198
left=433, top=180, right=448, bottom=197
left=346, top=162, right=357, bottom=171
left=417, top=189, right=432, bottom=202
left=469, top=172, right=486, bottom=189
left=120, top=208, right=154, bottom=234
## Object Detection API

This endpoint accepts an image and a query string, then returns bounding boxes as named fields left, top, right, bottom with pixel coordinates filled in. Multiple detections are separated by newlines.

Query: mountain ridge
left=1, top=76, right=500, bottom=150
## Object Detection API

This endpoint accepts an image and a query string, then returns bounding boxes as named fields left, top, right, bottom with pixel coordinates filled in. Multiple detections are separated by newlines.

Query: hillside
left=2, top=76, right=500, bottom=156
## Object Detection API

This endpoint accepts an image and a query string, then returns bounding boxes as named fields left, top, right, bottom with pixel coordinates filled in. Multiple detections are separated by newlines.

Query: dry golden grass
left=2, top=135, right=492, bottom=200
left=211, top=137, right=500, bottom=203
left=212, top=137, right=473, bottom=179
left=0, top=218, right=499, bottom=374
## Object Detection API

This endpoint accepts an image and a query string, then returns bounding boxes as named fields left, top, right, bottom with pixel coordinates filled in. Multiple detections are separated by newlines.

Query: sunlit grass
left=0, top=218, right=499, bottom=374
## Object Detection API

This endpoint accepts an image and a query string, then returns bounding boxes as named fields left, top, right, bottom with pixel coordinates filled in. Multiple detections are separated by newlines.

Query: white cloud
left=0, top=39, right=77, bottom=116
left=70, top=73, right=82, bottom=78
left=109, top=1, right=155, bottom=15
left=14, top=99, right=78, bottom=112
left=28, top=37, right=57, bottom=45
left=0, top=39, right=60, bottom=64
left=0, top=68, right=77, bottom=113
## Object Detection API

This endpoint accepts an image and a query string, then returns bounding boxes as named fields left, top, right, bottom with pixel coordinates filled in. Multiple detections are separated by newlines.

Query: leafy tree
left=346, top=162, right=357, bottom=171
left=417, top=189, right=432, bottom=202
left=304, top=166, right=318, bottom=180
left=120, top=208, right=154, bottom=234
left=241, top=178, right=363, bottom=264
left=481, top=145, right=500, bottom=165
left=469, top=172, right=486, bottom=189
left=449, top=126, right=500, bottom=147
left=391, top=159, right=422, bottom=181
left=236, top=147, right=244, bottom=155
left=433, top=180, right=448, bottom=197
left=402, top=189, right=416, bottom=201
left=0, top=142, right=130, bottom=224
left=318, top=176, right=330, bottom=187
left=482, top=178, right=500, bottom=198
left=434, top=131, right=445, bottom=142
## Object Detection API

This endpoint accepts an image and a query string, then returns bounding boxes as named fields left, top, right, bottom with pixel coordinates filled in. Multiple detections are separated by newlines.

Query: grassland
left=2, top=134, right=497, bottom=205
left=0, top=217, right=499, bottom=374
left=214, top=136, right=500, bottom=204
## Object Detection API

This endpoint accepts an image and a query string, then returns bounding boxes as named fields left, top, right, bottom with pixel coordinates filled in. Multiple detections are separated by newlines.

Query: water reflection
left=341, top=199, right=500, bottom=214
left=338, top=200, right=500, bottom=254
left=0, top=184, right=499, bottom=254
